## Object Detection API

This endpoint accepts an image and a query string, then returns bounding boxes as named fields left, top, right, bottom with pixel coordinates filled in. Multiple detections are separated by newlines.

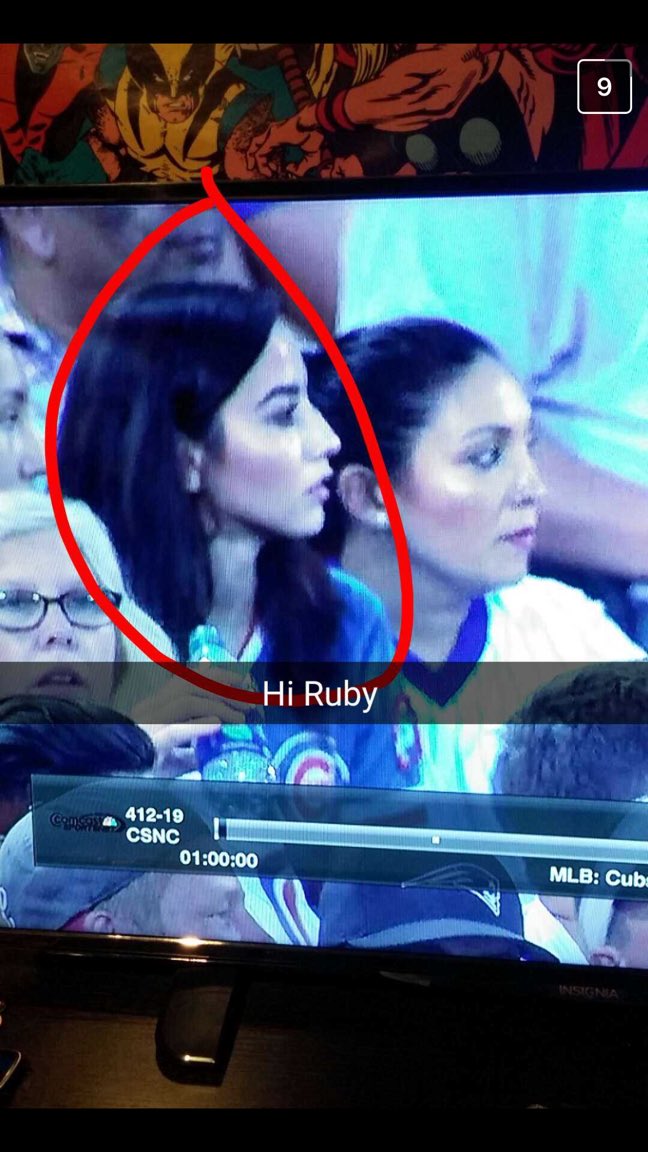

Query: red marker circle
left=45, top=168, right=413, bottom=706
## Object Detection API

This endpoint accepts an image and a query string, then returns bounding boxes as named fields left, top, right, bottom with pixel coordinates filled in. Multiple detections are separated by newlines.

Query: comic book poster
left=0, top=43, right=645, bottom=185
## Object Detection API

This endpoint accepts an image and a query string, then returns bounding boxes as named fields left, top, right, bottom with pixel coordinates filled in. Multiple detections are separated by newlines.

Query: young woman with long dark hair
left=58, top=283, right=402, bottom=793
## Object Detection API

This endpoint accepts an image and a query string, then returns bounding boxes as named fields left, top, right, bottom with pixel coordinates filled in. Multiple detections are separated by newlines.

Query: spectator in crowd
left=493, top=663, right=648, bottom=963
left=58, top=282, right=401, bottom=789
left=0, top=488, right=244, bottom=780
left=251, top=190, right=648, bottom=640
left=0, top=335, right=44, bottom=489
left=580, top=898, right=648, bottom=969
left=308, top=319, right=644, bottom=795
left=0, top=694, right=155, bottom=839
left=0, top=807, right=301, bottom=946
left=0, top=200, right=255, bottom=433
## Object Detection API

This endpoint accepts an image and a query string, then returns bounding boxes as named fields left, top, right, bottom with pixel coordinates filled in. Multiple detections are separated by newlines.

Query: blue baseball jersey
left=188, top=567, right=414, bottom=947
left=191, top=566, right=410, bottom=792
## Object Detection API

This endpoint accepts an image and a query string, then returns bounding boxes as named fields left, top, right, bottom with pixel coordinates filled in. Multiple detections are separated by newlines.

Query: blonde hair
left=307, top=43, right=391, bottom=98
left=0, top=489, right=175, bottom=664
left=352, top=44, right=390, bottom=85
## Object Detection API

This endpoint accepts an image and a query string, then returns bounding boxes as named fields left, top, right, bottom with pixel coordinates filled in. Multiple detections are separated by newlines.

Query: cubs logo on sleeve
left=274, top=731, right=350, bottom=787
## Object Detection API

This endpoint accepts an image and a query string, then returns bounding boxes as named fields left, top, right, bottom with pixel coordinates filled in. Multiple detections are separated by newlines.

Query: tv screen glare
left=0, top=173, right=647, bottom=989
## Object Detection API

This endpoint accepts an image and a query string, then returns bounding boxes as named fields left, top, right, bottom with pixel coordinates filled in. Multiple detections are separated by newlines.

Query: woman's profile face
left=197, top=320, right=342, bottom=539
left=394, top=356, right=545, bottom=594
left=0, top=527, right=118, bottom=702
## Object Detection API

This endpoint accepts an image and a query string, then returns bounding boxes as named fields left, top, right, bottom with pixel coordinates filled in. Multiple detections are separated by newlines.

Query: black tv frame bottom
left=12, top=946, right=648, bottom=1105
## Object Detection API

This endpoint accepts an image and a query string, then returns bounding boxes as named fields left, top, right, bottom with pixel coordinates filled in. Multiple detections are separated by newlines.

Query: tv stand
left=155, top=970, right=250, bottom=1085
left=153, top=960, right=648, bottom=1097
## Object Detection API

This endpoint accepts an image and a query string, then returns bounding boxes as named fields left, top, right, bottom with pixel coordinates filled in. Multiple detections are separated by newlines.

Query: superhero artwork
left=0, top=43, right=645, bottom=185
left=0, top=44, right=114, bottom=184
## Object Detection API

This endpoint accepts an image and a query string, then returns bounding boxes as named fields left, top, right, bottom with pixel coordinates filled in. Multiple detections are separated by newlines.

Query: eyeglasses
left=0, top=589, right=122, bottom=632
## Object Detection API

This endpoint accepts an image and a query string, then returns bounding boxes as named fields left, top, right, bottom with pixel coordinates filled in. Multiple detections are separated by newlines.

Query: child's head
left=493, top=664, right=648, bottom=801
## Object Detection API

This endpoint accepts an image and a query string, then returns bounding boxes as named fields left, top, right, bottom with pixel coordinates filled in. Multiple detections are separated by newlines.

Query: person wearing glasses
left=0, top=490, right=321, bottom=946
left=0, top=483, right=223, bottom=734
left=0, top=488, right=171, bottom=704
left=0, top=488, right=165, bottom=845
left=0, top=487, right=253, bottom=760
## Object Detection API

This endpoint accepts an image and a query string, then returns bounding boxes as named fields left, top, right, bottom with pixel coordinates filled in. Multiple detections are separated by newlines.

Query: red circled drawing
left=45, top=167, right=413, bottom=705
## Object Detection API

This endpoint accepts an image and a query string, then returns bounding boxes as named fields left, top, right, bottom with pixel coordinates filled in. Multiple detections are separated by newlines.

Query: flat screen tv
left=0, top=171, right=647, bottom=1068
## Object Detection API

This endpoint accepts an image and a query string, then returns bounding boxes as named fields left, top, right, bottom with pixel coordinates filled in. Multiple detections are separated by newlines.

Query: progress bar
left=214, top=817, right=648, bottom=864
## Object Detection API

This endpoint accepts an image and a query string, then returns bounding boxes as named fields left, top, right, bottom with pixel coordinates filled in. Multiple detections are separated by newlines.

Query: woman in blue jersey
left=308, top=318, right=645, bottom=795
left=56, top=289, right=576, bottom=959
left=57, top=283, right=400, bottom=793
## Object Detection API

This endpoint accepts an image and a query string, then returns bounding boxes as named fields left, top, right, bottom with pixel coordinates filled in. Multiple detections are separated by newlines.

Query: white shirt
left=418, top=576, right=646, bottom=794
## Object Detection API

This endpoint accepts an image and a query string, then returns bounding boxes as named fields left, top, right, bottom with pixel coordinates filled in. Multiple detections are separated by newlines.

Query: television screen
left=0, top=174, right=647, bottom=984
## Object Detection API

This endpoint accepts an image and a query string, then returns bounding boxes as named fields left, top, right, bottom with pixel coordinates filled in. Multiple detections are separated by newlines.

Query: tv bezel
left=1, top=167, right=647, bottom=1003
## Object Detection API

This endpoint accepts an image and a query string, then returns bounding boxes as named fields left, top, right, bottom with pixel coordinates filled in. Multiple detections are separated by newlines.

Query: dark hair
left=0, top=695, right=154, bottom=802
left=58, top=282, right=339, bottom=660
left=307, top=318, right=500, bottom=558
left=493, top=664, right=648, bottom=801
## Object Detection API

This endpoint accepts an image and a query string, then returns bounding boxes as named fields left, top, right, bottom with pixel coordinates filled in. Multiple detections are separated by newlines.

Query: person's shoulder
left=489, top=575, right=600, bottom=616
left=486, top=576, right=645, bottom=660
left=328, top=566, right=387, bottom=619
left=327, top=566, right=393, bottom=660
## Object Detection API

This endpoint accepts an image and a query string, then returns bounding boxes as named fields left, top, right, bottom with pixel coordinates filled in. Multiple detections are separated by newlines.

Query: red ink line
left=45, top=173, right=413, bottom=707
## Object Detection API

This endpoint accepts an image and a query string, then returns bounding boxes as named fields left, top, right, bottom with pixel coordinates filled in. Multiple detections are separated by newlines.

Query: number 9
left=598, top=77, right=612, bottom=97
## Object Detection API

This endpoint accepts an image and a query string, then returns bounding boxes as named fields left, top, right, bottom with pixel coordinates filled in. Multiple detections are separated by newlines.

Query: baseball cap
left=0, top=812, right=141, bottom=930
left=319, top=868, right=557, bottom=962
